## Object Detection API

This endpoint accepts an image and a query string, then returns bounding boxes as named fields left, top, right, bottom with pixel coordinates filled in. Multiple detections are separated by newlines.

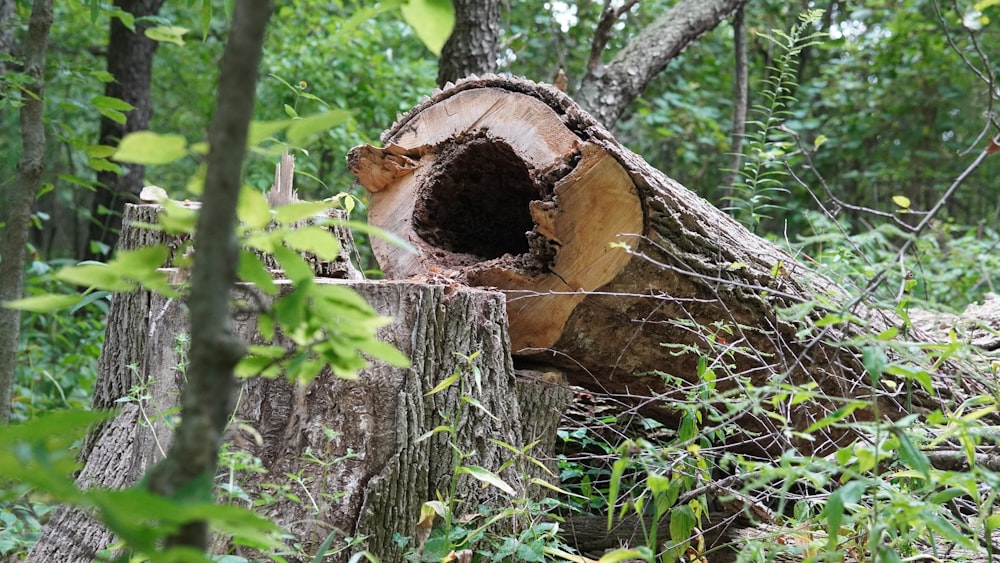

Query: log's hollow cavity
left=414, top=138, right=537, bottom=260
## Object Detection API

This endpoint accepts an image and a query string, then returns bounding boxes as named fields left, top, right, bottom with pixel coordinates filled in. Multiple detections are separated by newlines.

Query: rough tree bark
left=0, top=0, right=15, bottom=75
left=347, top=75, right=990, bottom=456
left=142, top=0, right=273, bottom=550
left=576, top=0, right=751, bottom=127
left=28, top=204, right=572, bottom=562
left=85, top=0, right=166, bottom=260
left=0, top=0, right=53, bottom=424
left=436, top=0, right=500, bottom=86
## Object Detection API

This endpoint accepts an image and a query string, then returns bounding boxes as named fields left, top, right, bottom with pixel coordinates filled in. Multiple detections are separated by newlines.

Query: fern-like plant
left=726, top=9, right=826, bottom=232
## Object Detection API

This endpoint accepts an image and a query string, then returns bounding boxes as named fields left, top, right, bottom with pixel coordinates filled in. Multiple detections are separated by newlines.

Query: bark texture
left=85, top=0, right=165, bottom=259
left=28, top=279, right=570, bottom=562
left=436, top=0, right=500, bottom=86
left=347, top=75, right=990, bottom=456
left=0, top=0, right=52, bottom=424
left=576, top=0, right=750, bottom=127
left=143, top=0, right=273, bottom=550
left=29, top=202, right=571, bottom=561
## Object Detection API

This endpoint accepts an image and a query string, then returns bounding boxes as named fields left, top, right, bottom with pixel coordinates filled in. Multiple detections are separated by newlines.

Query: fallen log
left=348, top=75, right=992, bottom=455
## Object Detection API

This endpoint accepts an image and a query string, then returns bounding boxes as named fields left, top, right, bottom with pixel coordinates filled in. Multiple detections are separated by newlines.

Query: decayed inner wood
left=413, top=136, right=537, bottom=261
left=358, top=87, right=644, bottom=352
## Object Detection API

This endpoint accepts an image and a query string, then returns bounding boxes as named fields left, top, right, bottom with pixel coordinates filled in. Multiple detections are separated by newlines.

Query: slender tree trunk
left=723, top=5, right=748, bottom=207
left=85, top=0, right=165, bottom=260
left=0, top=0, right=15, bottom=75
left=143, top=0, right=273, bottom=550
left=576, top=0, right=750, bottom=128
left=0, top=0, right=53, bottom=424
left=436, top=0, right=500, bottom=86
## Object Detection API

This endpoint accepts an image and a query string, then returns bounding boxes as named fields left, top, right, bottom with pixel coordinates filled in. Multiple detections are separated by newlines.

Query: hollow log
left=347, top=75, right=989, bottom=455
left=28, top=204, right=572, bottom=562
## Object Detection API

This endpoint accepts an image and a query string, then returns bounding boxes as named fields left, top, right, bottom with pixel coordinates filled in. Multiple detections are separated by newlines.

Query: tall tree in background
left=437, top=0, right=500, bottom=86
left=0, top=0, right=54, bottom=423
left=85, top=0, right=165, bottom=260
left=144, top=0, right=273, bottom=549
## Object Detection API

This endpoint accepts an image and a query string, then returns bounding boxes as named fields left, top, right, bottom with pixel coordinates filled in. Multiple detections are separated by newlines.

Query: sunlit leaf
left=456, top=465, right=516, bottom=496
left=114, top=131, right=188, bottom=165
left=400, top=0, right=455, bottom=55
left=286, top=110, right=353, bottom=147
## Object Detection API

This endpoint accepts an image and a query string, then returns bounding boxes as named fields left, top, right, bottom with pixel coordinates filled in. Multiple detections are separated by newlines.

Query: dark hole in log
left=413, top=138, right=537, bottom=260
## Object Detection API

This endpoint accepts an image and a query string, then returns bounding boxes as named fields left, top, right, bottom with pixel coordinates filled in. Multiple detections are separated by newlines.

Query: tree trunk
left=28, top=204, right=572, bottom=562
left=436, top=0, right=500, bottom=86
left=85, top=0, right=165, bottom=260
left=0, top=0, right=53, bottom=424
left=347, top=75, right=983, bottom=456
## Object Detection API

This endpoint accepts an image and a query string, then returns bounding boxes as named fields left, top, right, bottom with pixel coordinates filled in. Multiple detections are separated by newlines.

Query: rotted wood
left=347, top=75, right=996, bottom=455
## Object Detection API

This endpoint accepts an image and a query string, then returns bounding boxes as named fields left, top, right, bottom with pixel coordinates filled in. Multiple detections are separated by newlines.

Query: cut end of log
left=348, top=82, right=645, bottom=353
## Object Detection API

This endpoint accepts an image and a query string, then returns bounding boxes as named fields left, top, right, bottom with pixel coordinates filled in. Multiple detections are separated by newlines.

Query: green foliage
left=726, top=9, right=825, bottom=231
left=400, top=0, right=455, bottom=56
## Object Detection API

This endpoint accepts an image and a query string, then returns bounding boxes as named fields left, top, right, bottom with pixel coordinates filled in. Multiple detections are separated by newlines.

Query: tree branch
left=145, top=0, right=273, bottom=550
left=576, top=0, right=750, bottom=128
left=586, top=0, right=639, bottom=74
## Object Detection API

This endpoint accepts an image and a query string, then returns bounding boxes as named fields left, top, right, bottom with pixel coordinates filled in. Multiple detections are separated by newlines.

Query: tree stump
left=347, top=75, right=993, bottom=455
left=27, top=204, right=572, bottom=562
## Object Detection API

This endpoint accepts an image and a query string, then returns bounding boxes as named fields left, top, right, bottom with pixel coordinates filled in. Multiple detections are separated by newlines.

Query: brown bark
left=436, top=0, right=500, bottom=87
left=86, top=0, right=165, bottom=260
left=0, top=0, right=53, bottom=424
left=347, top=75, right=989, bottom=456
left=576, top=0, right=751, bottom=127
left=29, top=281, right=569, bottom=562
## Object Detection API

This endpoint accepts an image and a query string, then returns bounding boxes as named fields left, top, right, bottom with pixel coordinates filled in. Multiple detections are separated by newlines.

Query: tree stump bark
left=28, top=204, right=572, bottom=562
left=347, top=75, right=991, bottom=455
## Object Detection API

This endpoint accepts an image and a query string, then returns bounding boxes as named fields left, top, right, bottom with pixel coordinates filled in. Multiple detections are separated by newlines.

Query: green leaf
left=238, top=186, right=272, bottom=229
left=896, top=432, right=930, bottom=476
left=114, top=131, right=188, bottom=165
left=247, top=118, right=294, bottom=147
left=400, top=0, right=455, bottom=56
left=238, top=250, right=278, bottom=296
left=283, top=227, right=341, bottom=261
left=286, top=110, right=353, bottom=147
left=273, top=201, right=336, bottom=225
left=884, top=364, right=933, bottom=394
left=272, top=245, right=313, bottom=283
left=86, top=144, right=117, bottom=158
left=356, top=339, right=410, bottom=368
left=457, top=465, right=516, bottom=496
left=57, top=263, right=135, bottom=292
left=2, top=293, right=82, bottom=312
left=669, top=505, right=697, bottom=553
left=821, top=480, right=866, bottom=550
left=145, top=25, right=189, bottom=46
left=426, top=372, right=460, bottom=396
left=92, top=95, right=134, bottom=112
left=597, top=547, right=653, bottom=562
